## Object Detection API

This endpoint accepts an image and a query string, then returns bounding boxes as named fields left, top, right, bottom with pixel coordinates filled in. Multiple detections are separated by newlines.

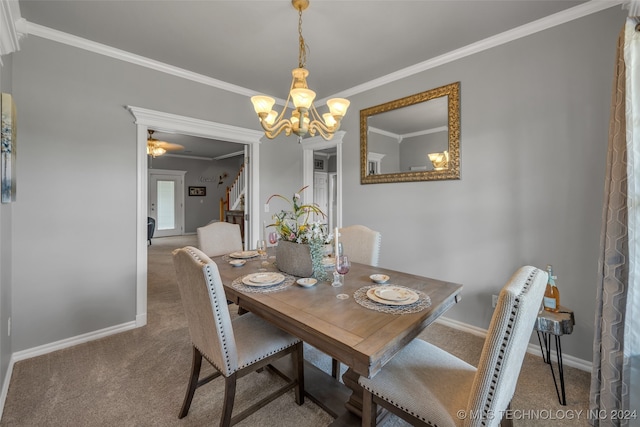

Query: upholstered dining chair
left=331, top=224, right=382, bottom=378
left=172, top=246, right=304, bottom=426
left=338, top=225, right=381, bottom=266
left=196, top=221, right=243, bottom=258
left=359, top=265, right=547, bottom=427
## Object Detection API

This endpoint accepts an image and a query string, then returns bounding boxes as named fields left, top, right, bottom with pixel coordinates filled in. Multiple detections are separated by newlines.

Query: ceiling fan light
left=251, top=95, right=276, bottom=115
left=291, top=88, right=316, bottom=109
left=327, top=98, right=350, bottom=117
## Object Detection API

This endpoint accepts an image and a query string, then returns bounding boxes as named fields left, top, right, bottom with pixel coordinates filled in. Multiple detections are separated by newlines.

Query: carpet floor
left=0, top=235, right=592, bottom=426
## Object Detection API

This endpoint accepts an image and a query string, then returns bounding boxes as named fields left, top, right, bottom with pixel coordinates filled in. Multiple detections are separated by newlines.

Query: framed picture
left=1, top=93, right=17, bottom=204
left=314, top=159, right=324, bottom=170
left=188, top=186, right=206, bottom=196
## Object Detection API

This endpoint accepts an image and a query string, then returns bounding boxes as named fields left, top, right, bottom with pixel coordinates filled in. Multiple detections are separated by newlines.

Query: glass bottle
left=543, top=264, right=560, bottom=312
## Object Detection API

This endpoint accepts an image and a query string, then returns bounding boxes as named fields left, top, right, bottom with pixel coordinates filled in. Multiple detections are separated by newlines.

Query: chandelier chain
left=298, top=7, right=307, bottom=69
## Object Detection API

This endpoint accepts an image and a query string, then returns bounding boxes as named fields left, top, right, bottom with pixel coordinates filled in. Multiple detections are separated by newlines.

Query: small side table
left=534, top=306, right=575, bottom=406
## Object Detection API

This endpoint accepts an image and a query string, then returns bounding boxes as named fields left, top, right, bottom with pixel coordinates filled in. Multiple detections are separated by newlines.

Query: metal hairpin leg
left=536, top=331, right=567, bottom=405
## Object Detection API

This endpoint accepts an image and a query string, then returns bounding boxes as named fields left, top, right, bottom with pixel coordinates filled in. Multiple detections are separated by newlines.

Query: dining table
left=214, top=249, right=463, bottom=425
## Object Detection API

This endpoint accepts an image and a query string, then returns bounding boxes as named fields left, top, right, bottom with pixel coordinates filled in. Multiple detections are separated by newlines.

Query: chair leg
left=362, top=388, right=376, bottom=427
left=179, top=346, right=203, bottom=419
left=293, top=342, right=305, bottom=405
left=332, top=358, right=340, bottom=379
left=221, top=374, right=237, bottom=427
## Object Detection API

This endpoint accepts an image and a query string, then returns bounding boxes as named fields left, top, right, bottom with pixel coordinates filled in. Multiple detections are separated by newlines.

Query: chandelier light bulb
left=327, top=98, right=350, bottom=117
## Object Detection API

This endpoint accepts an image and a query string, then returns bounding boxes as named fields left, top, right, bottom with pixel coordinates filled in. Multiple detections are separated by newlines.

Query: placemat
left=354, top=285, right=431, bottom=314
left=231, top=273, right=296, bottom=293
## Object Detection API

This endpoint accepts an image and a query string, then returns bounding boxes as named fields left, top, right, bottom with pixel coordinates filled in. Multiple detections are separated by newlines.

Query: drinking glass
left=332, top=255, right=350, bottom=287
left=268, top=231, right=278, bottom=245
left=256, top=240, right=267, bottom=260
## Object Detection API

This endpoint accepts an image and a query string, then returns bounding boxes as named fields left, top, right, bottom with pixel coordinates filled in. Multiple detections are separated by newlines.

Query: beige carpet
left=0, top=235, right=591, bottom=426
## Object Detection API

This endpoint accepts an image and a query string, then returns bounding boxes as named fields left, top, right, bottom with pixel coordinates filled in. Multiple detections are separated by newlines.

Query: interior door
left=313, top=172, right=329, bottom=224
left=149, top=172, right=185, bottom=237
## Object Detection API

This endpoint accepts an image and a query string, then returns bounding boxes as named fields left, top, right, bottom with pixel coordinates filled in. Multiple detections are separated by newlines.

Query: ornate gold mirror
left=360, top=82, right=460, bottom=184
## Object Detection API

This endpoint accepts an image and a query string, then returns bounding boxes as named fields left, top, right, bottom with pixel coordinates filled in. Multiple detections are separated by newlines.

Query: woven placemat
left=231, top=273, right=296, bottom=293
left=354, top=285, right=431, bottom=314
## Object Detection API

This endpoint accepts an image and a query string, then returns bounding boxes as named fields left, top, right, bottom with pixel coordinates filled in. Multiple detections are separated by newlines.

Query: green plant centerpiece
left=267, top=186, right=332, bottom=280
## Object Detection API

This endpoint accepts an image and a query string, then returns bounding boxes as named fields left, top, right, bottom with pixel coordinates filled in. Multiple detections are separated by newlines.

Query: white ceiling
left=18, top=0, right=614, bottom=158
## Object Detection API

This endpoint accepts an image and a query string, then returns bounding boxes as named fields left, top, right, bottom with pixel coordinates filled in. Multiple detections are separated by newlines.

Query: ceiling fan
left=146, top=130, right=185, bottom=158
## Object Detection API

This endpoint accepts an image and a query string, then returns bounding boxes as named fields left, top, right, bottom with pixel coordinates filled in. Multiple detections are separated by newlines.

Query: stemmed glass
left=256, top=239, right=268, bottom=270
left=268, top=231, right=278, bottom=245
left=332, top=255, right=350, bottom=287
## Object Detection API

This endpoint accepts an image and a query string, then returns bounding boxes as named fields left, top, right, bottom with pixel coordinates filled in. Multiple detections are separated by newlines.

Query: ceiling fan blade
left=156, top=142, right=185, bottom=152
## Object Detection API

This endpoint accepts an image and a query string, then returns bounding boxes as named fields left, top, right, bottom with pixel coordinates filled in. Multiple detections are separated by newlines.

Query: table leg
left=536, top=331, right=566, bottom=406
left=342, top=368, right=363, bottom=417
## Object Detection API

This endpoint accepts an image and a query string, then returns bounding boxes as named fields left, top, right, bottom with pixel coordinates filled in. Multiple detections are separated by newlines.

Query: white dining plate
left=369, top=274, right=390, bottom=284
left=296, top=278, right=317, bottom=287
left=230, top=251, right=259, bottom=259
left=366, top=287, right=420, bottom=306
left=374, top=286, right=412, bottom=302
left=242, top=273, right=285, bottom=287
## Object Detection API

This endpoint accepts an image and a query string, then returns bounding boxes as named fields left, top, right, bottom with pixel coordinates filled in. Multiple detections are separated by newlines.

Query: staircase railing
left=219, top=163, right=246, bottom=219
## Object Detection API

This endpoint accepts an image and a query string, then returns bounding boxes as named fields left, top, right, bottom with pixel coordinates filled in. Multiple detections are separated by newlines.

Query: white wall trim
left=436, top=316, right=592, bottom=372
left=0, top=353, right=13, bottom=420
left=126, top=106, right=262, bottom=326
left=0, top=0, right=25, bottom=64
left=19, top=1, right=622, bottom=103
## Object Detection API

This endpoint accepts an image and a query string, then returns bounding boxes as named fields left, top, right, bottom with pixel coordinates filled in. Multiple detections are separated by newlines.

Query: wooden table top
left=215, top=253, right=463, bottom=378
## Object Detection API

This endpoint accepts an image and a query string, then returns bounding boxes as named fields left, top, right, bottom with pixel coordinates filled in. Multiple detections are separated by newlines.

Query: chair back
left=172, top=246, right=238, bottom=377
left=197, top=221, right=243, bottom=257
left=338, top=225, right=381, bottom=266
left=465, top=265, right=547, bottom=427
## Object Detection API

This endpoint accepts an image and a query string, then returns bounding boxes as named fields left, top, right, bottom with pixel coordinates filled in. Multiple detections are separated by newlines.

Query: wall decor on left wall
left=1, top=92, right=16, bottom=203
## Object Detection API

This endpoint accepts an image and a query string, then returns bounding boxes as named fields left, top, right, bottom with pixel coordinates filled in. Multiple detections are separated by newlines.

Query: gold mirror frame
left=360, top=82, right=460, bottom=184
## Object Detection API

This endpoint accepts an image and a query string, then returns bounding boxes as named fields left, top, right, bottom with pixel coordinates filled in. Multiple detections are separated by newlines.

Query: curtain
left=590, top=17, right=639, bottom=427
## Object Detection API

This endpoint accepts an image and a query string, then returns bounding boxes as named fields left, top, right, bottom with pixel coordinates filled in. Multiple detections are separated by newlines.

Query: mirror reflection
left=360, top=82, right=460, bottom=184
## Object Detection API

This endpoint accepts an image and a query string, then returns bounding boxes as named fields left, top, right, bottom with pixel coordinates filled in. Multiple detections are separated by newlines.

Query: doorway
left=301, top=131, right=345, bottom=231
left=127, top=105, right=263, bottom=327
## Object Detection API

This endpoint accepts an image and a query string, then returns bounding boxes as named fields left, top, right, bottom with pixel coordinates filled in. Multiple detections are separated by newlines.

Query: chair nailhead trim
left=481, top=268, right=540, bottom=419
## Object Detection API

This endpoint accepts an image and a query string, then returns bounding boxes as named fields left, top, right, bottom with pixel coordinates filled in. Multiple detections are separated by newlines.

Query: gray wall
left=0, top=53, right=13, bottom=391
left=10, top=36, right=259, bottom=352
left=3, top=5, right=628, bottom=367
left=150, top=155, right=244, bottom=233
left=334, top=7, right=625, bottom=362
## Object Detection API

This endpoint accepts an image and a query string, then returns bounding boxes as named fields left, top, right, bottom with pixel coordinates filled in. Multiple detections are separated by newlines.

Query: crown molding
left=24, top=21, right=288, bottom=106
left=320, top=0, right=625, bottom=102
left=0, top=0, right=26, bottom=64
left=20, top=1, right=623, bottom=101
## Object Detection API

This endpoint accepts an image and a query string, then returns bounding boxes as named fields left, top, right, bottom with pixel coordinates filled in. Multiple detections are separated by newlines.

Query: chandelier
left=250, top=0, right=350, bottom=141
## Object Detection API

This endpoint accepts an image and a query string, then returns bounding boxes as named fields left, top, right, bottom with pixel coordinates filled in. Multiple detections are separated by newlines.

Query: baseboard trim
left=436, top=316, right=592, bottom=372
left=11, top=321, right=138, bottom=363
left=0, top=355, right=14, bottom=421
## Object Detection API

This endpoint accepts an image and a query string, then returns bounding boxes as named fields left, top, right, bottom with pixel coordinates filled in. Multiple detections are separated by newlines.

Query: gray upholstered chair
left=172, top=246, right=304, bottom=426
left=359, top=265, right=547, bottom=427
left=338, top=225, right=381, bottom=266
left=196, top=221, right=243, bottom=258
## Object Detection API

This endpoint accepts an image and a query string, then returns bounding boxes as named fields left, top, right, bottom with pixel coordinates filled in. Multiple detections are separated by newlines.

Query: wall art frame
left=1, top=93, right=17, bottom=203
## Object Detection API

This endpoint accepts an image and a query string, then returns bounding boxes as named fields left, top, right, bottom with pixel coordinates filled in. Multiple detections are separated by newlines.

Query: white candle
left=334, top=227, right=339, bottom=257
